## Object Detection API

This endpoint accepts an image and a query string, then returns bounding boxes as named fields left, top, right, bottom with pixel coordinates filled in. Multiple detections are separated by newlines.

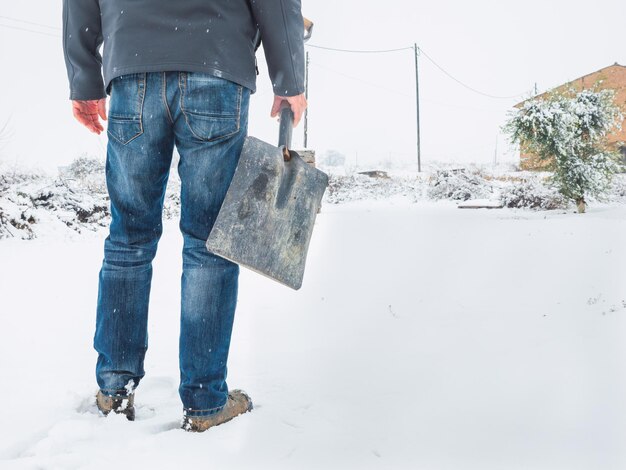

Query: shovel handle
left=278, top=102, right=294, bottom=150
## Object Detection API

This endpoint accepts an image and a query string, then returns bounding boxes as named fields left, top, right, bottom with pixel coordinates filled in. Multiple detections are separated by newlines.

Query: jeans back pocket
left=179, top=72, right=243, bottom=142
left=107, top=73, right=146, bottom=145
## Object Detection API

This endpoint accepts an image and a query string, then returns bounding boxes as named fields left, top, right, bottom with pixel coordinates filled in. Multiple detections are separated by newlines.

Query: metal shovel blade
left=205, top=135, right=328, bottom=290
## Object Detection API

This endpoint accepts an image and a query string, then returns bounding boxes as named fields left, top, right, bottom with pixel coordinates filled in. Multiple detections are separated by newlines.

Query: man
left=62, top=0, right=307, bottom=432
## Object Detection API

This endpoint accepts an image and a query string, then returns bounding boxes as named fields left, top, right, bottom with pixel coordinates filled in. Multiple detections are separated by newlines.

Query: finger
left=91, top=120, right=104, bottom=133
left=287, top=95, right=306, bottom=125
left=73, top=103, right=92, bottom=122
left=290, top=105, right=301, bottom=127
left=87, top=110, right=103, bottom=128
left=88, top=114, right=104, bottom=133
left=270, top=97, right=283, bottom=118
left=73, top=108, right=91, bottom=129
left=98, top=99, right=107, bottom=121
left=81, top=117, right=99, bottom=133
left=72, top=100, right=104, bottom=133
left=74, top=107, right=102, bottom=133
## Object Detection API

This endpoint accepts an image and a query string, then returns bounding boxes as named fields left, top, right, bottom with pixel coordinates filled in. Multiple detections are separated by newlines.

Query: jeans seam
left=137, top=73, right=146, bottom=136
left=162, top=72, right=174, bottom=125
left=235, top=84, right=242, bottom=131
left=107, top=73, right=146, bottom=146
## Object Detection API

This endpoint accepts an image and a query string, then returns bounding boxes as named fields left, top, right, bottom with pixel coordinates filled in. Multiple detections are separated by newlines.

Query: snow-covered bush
left=608, top=173, right=626, bottom=201
left=0, top=170, right=46, bottom=239
left=61, top=155, right=107, bottom=194
left=499, top=177, right=568, bottom=210
left=163, top=176, right=182, bottom=219
left=0, top=171, right=110, bottom=239
left=325, top=173, right=423, bottom=204
left=64, top=156, right=105, bottom=179
left=35, top=180, right=110, bottom=228
left=0, top=156, right=188, bottom=239
left=0, top=206, right=35, bottom=239
left=505, top=88, right=624, bottom=213
left=427, top=168, right=492, bottom=201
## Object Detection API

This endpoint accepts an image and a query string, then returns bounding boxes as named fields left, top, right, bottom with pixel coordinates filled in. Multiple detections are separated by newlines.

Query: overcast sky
left=1, top=0, right=625, bottom=171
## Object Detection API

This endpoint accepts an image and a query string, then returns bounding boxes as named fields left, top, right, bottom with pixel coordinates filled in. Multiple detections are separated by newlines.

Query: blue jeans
left=95, top=71, right=250, bottom=417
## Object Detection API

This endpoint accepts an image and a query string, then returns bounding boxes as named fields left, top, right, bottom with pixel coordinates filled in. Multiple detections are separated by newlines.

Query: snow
left=1, top=199, right=625, bottom=469
left=3, top=160, right=625, bottom=239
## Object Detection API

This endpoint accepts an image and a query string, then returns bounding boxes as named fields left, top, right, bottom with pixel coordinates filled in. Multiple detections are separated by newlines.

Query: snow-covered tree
left=505, top=88, right=624, bottom=213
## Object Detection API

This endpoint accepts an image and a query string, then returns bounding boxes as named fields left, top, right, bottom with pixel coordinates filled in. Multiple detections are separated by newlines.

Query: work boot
left=96, top=390, right=136, bottom=421
left=182, top=390, right=253, bottom=432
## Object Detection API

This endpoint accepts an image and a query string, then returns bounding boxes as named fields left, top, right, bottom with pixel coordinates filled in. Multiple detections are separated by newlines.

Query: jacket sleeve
left=249, top=0, right=305, bottom=97
left=62, top=0, right=106, bottom=100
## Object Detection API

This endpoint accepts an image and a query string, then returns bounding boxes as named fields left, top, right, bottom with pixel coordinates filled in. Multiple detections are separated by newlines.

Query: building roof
left=515, top=62, right=626, bottom=107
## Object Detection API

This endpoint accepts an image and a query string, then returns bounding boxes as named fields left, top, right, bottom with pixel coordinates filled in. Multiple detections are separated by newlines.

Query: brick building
left=516, top=63, right=626, bottom=170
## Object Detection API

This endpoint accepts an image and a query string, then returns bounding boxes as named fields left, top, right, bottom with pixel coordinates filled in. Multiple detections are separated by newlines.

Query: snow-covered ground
left=1, top=199, right=625, bottom=469
left=3, top=160, right=625, bottom=240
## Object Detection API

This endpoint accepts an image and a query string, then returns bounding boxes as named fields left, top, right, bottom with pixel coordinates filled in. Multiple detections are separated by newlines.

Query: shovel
left=205, top=104, right=329, bottom=290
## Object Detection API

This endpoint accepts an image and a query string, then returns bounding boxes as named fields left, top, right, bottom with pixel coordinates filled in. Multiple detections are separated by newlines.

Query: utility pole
left=304, top=51, right=310, bottom=148
left=494, top=134, right=499, bottom=166
left=414, top=43, right=422, bottom=173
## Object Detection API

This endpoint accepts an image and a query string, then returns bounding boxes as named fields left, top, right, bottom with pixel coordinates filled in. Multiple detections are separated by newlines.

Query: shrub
left=505, top=88, right=624, bottom=213
left=499, top=177, right=568, bottom=210
left=427, top=168, right=491, bottom=201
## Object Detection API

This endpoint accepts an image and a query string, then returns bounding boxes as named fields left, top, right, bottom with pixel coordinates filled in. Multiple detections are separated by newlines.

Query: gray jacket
left=62, top=0, right=305, bottom=100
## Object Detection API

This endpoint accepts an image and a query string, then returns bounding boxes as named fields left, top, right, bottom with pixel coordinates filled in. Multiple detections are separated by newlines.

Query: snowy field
left=0, top=199, right=625, bottom=470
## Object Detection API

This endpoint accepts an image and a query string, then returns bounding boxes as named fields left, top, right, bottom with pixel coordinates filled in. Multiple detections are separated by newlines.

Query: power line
left=0, top=23, right=61, bottom=38
left=307, top=44, right=413, bottom=54
left=311, top=61, right=500, bottom=113
left=417, top=47, right=530, bottom=100
left=309, top=61, right=412, bottom=98
left=0, top=14, right=61, bottom=31
left=306, top=41, right=532, bottom=101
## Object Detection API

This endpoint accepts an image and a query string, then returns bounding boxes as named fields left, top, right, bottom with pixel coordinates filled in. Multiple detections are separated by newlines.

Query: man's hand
left=271, top=94, right=307, bottom=127
left=72, top=99, right=107, bottom=134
